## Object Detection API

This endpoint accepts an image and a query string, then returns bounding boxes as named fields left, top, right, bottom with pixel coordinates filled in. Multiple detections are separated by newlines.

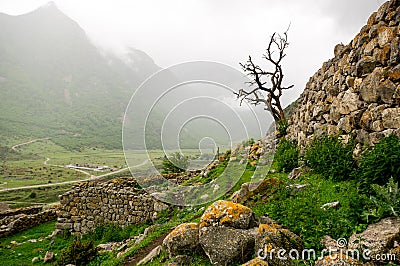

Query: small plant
left=363, top=177, right=400, bottom=222
left=277, top=119, right=289, bottom=137
left=356, top=134, right=400, bottom=192
left=274, top=137, right=299, bottom=173
left=162, top=152, right=189, bottom=173
left=28, top=191, right=36, bottom=198
left=55, top=237, right=98, bottom=266
left=304, top=134, right=356, bottom=181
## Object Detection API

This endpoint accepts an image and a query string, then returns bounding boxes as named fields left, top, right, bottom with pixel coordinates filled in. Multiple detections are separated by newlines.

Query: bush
left=162, top=152, right=189, bottom=173
left=274, top=138, right=299, bottom=173
left=304, top=134, right=356, bottom=181
left=362, top=177, right=400, bottom=223
left=55, top=237, right=98, bottom=266
left=356, top=134, right=400, bottom=192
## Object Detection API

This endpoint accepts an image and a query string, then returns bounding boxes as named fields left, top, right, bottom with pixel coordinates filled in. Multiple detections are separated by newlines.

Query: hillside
left=0, top=3, right=160, bottom=150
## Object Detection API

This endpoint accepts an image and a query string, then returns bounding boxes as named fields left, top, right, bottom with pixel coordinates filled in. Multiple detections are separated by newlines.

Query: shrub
left=304, top=134, right=356, bottom=181
left=362, top=177, right=400, bottom=223
left=162, top=152, right=189, bottom=173
left=356, top=134, right=400, bottom=192
left=55, top=237, right=98, bottom=266
left=274, top=138, right=299, bottom=173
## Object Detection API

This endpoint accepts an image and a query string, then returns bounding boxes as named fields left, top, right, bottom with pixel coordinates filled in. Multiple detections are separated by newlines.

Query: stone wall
left=56, top=177, right=168, bottom=234
left=0, top=205, right=43, bottom=220
left=0, top=209, right=57, bottom=238
left=287, top=0, right=400, bottom=147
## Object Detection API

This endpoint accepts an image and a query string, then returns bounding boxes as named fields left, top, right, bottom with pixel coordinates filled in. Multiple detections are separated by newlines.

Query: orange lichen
left=200, top=200, right=252, bottom=228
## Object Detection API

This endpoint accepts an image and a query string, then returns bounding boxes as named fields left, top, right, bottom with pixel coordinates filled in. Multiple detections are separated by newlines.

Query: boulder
left=348, top=217, right=400, bottom=261
left=163, top=223, right=199, bottom=257
left=200, top=200, right=256, bottom=229
left=255, top=223, right=303, bottom=266
left=199, top=226, right=256, bottom=266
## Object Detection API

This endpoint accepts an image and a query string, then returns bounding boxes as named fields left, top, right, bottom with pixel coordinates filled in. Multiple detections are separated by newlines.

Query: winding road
left=1, top=138, right=150, bottom=193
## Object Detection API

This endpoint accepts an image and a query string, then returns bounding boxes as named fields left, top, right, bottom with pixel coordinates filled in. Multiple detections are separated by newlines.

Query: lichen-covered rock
left=242, top=257, right=269, bottom=266
left=255, top=223, right=303, bottom=266
left=348, top=217, right=400, bottom=261
left=314, top=254, right=360, bottom=266
left=200, top=200, right=256, bottom=229
left=199, top=226, right=256, bottom=266
left=162, top=223, right=199, bottom=257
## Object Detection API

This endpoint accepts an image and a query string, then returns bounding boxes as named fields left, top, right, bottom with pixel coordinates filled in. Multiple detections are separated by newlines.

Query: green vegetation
left=356, top=134, right=400, bottom=192
left=363, top=177, right=400, bottom=222
left=55, top=238, right=98, bottom=266
left=274, top=137, right=299, bottom=173
left=252, top=173, right=367, bottom=250
left=162, top=152, right=189, bottom=174
left=304, top=134, right=356, bottom=181
left=0, top=221, right=73, bottom=265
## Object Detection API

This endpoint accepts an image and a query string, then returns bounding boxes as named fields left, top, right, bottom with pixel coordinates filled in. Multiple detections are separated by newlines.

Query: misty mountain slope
left=0, top=3, right=161, bottom=149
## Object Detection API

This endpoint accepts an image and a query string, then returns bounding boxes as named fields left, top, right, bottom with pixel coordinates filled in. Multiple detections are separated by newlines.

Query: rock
left=356, top=56, right=376, bottom=77
left=255, top=223, right=303, bottom=266
left=32, top=257, right=39, bottom=263
left=43, top=251, right=54, bottom=263
left=242, top=257, right=269, bottom=266
left=167, top=255, right=193, bottom=266
left=348, top=217, right=400, bottom=261
left=163, top=223, right=199, bottom=257
left=231, top=178, right=283, bottom=203
left=137, top=245, right=162, bottom=265
left=321, top=235, right=341, bottom=251
left=200, top=200, right=256, bottom=229
left=199, top=226, right=255, bottom=266
left=315, top=254, right=360, bottom=266
left=286, top=184, right=308, bottom=194
left=377, top=79, right=397, bottom=104
left=382, top=108, right=400, bottom=128
left=321, top=201, right=340, bottom=210
left=288, top=167, right=306, bottom=180
left=338, top=91, right=362, bottom=115
left=378, top=26, right=395, bottom=48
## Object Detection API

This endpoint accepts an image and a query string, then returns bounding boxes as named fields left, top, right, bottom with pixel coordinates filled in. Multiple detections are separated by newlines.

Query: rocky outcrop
left=162, top=200, right=303, bottom=266
left=56, top=177, right=168, bottom=234
left=287, top=0, right=400, bottom=147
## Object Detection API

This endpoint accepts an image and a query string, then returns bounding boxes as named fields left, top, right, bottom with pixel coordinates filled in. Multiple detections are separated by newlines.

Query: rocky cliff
left=287, top=0, right=400, bottom=147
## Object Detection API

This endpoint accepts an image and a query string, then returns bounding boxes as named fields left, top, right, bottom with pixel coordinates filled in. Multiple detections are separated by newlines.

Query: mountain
left=0, top=3, right=160, bottom=149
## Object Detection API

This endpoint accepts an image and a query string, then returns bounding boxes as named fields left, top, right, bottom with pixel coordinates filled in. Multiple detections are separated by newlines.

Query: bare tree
left=236, top=30, right=293, bottom=127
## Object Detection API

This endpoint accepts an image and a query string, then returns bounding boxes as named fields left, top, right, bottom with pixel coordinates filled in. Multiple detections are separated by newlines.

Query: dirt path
left=123, top=231, right=170, bottom=266
left=11, top=137, right=50, bottom=151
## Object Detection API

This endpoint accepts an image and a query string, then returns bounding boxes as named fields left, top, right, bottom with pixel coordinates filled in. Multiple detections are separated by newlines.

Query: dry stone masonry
left=56, top=177, right=168, bottom=234
left=287, top=0, right=400, bottom=147
left=0, top=207, right=56, bottom=238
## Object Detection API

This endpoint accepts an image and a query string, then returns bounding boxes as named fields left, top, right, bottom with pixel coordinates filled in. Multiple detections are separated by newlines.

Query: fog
left=0, top=0, right=384, bottom=107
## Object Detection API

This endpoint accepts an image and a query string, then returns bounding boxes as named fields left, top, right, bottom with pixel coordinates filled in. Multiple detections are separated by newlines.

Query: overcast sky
left=0, top=0, right=384, bottom=106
